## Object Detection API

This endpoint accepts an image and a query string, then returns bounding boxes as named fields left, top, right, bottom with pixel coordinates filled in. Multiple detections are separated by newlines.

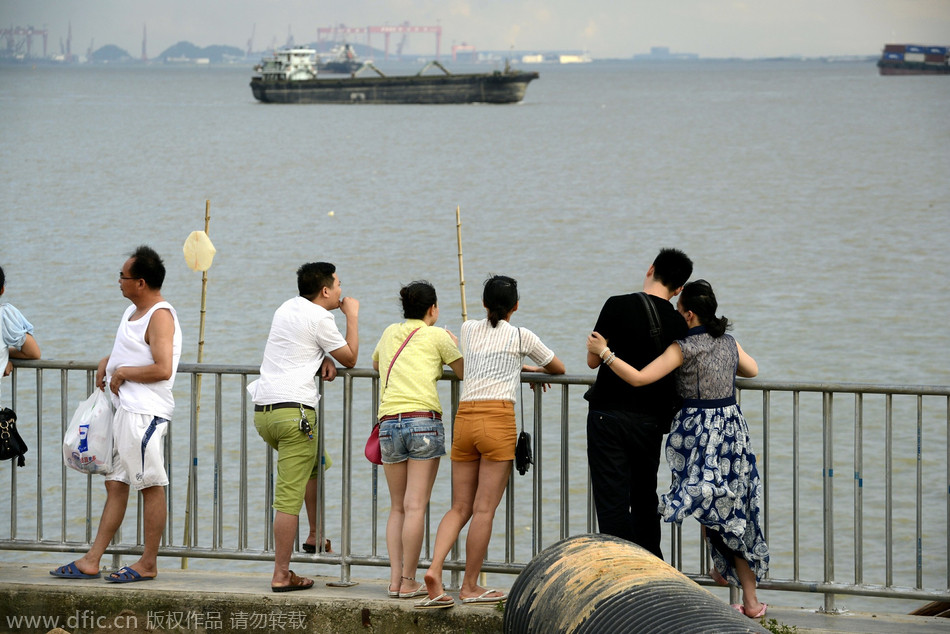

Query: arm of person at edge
left=4, top=333, right=40, bottom=376
left=586, top=331, right=681, bottom=387
left=107, top=308, right=176, bottom=395
left=329, top=296, right=360, bottom=368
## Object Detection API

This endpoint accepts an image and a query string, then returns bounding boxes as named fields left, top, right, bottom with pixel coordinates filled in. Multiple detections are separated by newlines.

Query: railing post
left=821, top=391, right=837, bottom=613
left=559, top=384, right=569, bottom=540
left=239, top=375, right=249, bottom=551
left=185, top=372, right=199, bottom=556
left=450, top=376, right=463, bottom=591
left=34, top=368, right=43, bottom=542
left=885, top=394, right=893, bottom=588
left=792, top=390, right=800, bottom=581
left=761, top=389, right=770, bottom=557
left=328, top=372, right=357, bottom=587
left=59, top=368, right=69, bottom=544
left=916, top=395, right=923, bottom=589
left=532, top=378, right=543, bottom=556
left=213, top=373, right=224, bottom=549
left=317, top=377, right=328, bottom=554
left=854, top=394, right=864, bottom=585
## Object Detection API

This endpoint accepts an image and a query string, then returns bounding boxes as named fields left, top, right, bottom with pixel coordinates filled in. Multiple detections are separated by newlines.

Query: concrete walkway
left=1, top=563, right=947, bottom=633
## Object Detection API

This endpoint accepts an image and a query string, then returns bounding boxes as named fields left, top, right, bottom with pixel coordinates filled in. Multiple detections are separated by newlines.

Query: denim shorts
left=378, top=414, right=445, bottom=463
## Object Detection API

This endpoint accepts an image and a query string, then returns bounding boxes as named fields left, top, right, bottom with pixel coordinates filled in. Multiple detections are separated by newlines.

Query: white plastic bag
left=63, top=388, right=114, bottom=474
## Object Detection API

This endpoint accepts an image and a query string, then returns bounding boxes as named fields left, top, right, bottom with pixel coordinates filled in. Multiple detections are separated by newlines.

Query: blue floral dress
left=658, top=326, right=769, bottom=584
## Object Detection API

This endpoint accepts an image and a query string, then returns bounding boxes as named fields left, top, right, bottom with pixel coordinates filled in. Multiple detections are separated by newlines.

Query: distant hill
left=157, top=41, right=245, bottom=63
left=90, top=45, right=133, bottom=63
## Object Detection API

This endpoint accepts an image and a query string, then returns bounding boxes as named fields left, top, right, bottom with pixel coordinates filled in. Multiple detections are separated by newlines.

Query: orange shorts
left=451, top=400, right=516, bottom=462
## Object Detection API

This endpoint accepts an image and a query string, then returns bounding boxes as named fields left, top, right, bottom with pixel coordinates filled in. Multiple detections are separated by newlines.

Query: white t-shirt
left=105, top=301, right=182, bottom=420
left=459, top=318, right=555, bottom=403
left=247, top=296, right=347, bottom=408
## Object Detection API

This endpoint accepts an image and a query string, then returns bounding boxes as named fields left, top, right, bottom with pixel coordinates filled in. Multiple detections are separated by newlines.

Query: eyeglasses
left=118, top=275, right=140, bottom=281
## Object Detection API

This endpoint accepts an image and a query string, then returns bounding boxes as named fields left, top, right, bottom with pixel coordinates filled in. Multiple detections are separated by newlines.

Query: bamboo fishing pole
left=456, top=205, right=468, bottom=322
left=458, top=204, right=487, bottom=588
left=182, top=200, right=212, bottom=568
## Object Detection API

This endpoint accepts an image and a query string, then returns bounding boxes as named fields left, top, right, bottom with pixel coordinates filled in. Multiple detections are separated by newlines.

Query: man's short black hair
left=652, top=248, right=693, bottom=291
left=297, top=262, right=336, bottom=300
left=128, top=245, right=166, bottom=290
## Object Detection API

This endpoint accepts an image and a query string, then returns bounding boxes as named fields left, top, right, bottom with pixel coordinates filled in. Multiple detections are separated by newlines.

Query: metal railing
left=2, top=359, right=948, bottom=612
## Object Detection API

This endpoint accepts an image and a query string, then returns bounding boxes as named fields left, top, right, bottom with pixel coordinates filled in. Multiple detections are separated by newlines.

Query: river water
left=1, top=60, right=948, bottom=612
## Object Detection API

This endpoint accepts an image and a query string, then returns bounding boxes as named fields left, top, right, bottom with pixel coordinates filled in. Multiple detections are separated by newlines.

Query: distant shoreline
left=0, top=55, right=879, bottom=68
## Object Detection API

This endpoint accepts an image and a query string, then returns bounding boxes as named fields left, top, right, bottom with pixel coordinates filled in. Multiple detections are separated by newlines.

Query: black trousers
left=587, top=408, right=666, bottom=559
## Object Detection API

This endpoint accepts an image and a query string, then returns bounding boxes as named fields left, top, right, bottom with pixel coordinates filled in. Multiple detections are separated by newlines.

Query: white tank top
left=106, top=301, right=182, bottom=419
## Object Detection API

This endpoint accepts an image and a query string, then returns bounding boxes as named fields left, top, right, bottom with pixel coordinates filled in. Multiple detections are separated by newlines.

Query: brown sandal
left=272, top=570, right=315, bottom=592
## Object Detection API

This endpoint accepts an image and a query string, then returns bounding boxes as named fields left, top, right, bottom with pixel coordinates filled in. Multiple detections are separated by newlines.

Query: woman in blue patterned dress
left=587, top=279, right=768, bottom=619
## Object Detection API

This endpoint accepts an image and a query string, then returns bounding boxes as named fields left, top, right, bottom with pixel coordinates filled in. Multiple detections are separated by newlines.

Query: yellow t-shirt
left=372, top=319, right=462, bottom=418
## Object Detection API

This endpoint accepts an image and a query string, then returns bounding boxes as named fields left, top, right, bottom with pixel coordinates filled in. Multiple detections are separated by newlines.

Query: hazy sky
left=3, top=0, right=949, bottom=59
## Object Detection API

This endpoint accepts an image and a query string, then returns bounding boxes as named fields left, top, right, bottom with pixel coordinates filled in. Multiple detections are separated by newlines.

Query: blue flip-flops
left=50, top=562, right=101, bottom=579
left=106, top=566, right=155, bottom=583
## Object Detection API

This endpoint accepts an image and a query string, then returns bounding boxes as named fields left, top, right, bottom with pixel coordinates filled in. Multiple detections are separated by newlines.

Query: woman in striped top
left=418, top=275, right=564, bottom=609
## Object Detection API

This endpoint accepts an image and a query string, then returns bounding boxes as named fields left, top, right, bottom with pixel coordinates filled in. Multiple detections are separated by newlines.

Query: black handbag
left=514, top=327, right=533, bottom=476
left=0, top=407, right=28, bottom=467
left=515, top=429, right=533, bottom=476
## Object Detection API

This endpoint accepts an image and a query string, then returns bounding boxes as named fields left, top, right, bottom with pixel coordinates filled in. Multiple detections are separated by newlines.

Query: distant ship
left=317, top=44, right=361, bottom=75
left=877, top=44, right=949, bottom=75
left=250, top=48, right=539, bottom=105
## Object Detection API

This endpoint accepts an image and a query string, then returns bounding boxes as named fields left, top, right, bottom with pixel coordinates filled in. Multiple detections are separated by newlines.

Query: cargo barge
left=877, top=43, right=949, bottom=75
left=317, top=43, right=361, bottom=75
left=250, top=47, right=539, bottom=104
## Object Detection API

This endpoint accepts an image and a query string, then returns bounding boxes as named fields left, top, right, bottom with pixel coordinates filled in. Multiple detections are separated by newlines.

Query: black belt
left=379, top=410, right=438, bottom=422
left=254, top=402, right=315, bottom=412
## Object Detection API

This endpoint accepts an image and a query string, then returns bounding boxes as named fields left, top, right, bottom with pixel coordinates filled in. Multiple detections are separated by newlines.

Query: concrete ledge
left=2, top=563, right=949, bottom=633
left=0, top=564, right=503, bottom=633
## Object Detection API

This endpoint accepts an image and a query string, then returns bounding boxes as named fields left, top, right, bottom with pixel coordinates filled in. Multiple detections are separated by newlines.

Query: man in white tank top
left=50, top=246, right=182, bottom=584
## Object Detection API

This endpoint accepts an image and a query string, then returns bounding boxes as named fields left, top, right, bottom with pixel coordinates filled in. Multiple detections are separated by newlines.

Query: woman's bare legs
left=423, top=459, right=479, bottom=598
left=384, top=462, right=407, bottom=594
left=735, top=556, right=765, bottom=616
left=703, top=526, right=764, bottom=615
left=303, top=477, right=317, bottom=550
left=459, top=457, right=511, bottom=600
left=384, top=459, right=440, bottom=595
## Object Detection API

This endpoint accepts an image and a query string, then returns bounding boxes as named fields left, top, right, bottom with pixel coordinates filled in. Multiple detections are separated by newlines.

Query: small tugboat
left=250, top=47, right=539, bottom=104
left=877, top=44, right=949, bottom=75
left=317, top=43, right=361, bottom=74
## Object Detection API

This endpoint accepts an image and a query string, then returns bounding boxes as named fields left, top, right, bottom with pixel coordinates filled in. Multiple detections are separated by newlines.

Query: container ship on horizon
left=877, top=43, right=949, bottom=75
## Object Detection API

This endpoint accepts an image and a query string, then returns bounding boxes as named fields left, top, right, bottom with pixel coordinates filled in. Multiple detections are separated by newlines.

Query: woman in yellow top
left=372, top=281, right=464, bottom=599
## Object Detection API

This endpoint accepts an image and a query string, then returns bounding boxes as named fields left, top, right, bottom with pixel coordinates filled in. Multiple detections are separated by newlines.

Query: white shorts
left=106, top=408, right=169, bottom=490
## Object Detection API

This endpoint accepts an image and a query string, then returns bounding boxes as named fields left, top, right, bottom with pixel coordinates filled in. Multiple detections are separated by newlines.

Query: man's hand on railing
left=320, top=358, right=338, bottom=382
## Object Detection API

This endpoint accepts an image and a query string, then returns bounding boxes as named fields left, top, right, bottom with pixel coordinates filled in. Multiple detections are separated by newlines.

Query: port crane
left=316, top=23, right=442, bottom=60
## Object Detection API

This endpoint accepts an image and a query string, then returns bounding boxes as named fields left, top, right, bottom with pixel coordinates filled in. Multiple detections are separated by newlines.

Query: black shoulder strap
left=637, top=292, right=664, bottom=355
left=517, top=327, right=525, bottom=433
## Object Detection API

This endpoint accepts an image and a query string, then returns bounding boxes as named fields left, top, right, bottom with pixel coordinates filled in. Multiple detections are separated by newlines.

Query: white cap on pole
left=183, top=230, right=216, bottom=272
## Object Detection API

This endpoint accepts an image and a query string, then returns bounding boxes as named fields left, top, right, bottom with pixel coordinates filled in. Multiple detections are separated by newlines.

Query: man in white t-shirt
left=51, top=246, right=182, bottom=583
left=248, top=261, right=359, bottom=592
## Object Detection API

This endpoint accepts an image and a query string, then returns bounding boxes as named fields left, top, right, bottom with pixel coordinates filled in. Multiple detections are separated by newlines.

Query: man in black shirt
left=584, top=248, right=693, bottom=558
